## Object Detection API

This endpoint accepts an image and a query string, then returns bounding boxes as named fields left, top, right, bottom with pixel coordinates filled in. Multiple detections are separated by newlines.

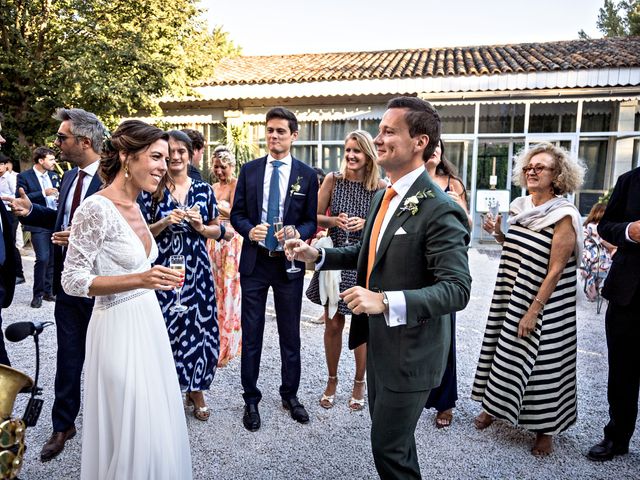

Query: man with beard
left=16, top=147, right=60, bottom=308
left=4, top=108, right=108, bottom=461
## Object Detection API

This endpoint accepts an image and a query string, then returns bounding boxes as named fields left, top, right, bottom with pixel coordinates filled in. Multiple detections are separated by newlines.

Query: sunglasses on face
left=55, top=133, right=83, bottom=143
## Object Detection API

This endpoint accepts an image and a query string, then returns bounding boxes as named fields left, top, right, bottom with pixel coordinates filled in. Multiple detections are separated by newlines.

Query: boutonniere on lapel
left=397, top=189, right=435, bottom=216
left=289, top=176, right=303, bottom=196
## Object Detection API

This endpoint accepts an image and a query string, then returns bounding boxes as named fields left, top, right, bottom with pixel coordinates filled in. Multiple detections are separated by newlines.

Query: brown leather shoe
left=40, top=427, right=77, bottom=462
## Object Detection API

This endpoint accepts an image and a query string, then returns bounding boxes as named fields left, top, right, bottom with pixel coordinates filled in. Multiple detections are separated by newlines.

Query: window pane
left=321, top=120, right=358, bottom=141
left=577, top=192, right=604, bottom=216
left=579, top=140, right=607, bottom=189
left=529, top=103, right=577, bottom=133
left=581, top=101, right=615, bottom=132
left=321, top=145, right=343, bottom=173
left=297, top=121, right=318, bottom=141
left=438, top=105, right=475, bottom=134
left=361, top=119, right=380, bottom=138
left=479, top=104, right=525, bottom=134
left=442, top=141, right=469, bottom=189
left=476, top=141, right=511, bottom=190
left=634, top=139, right=640, bottom=169
left=250, top=123, right=265, bottom=143
left=291, top=145, right=317, bottom=166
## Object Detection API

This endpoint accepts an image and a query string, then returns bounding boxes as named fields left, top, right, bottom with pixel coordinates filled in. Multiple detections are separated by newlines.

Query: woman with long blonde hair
left=306, top=130, right=386, bottom=411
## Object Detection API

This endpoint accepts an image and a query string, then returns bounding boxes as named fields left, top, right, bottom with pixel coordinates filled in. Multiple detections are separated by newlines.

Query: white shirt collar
left=80, top=159, right=100, bottom=177
left=266, top=153, right=292, bottom=167
left=389, top=165, right=425, bottom=199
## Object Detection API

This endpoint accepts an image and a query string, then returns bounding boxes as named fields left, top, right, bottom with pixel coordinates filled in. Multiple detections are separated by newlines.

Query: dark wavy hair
left=100, top=120, right=168, bottom=185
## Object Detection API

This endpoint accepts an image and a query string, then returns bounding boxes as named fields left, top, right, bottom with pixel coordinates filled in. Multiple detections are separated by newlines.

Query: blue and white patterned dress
left=139, top=180, right=219, bottom=392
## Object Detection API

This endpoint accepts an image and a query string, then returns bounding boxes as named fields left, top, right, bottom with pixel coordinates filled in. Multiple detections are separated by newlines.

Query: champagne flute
left=284, top=225, right=300, bottom=273
left=273, top=216, right=284, bottom=251
left=489, top=200, right=500, bottom=219
left=169, top=255, right=188, bottom=313
left=342, top=212, right=351, bottom=245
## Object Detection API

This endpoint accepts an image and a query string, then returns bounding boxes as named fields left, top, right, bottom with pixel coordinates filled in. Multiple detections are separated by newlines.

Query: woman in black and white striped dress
left=471, top=143, right=585, bottom=457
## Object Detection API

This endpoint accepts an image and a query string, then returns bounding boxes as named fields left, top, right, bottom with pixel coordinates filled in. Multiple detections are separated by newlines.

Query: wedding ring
left=161, top=275, right=166, bottom=280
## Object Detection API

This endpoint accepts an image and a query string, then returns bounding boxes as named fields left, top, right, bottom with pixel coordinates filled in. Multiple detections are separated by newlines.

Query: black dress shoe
left=43, top=293, right=56, bottom=302
left=15, top=276, right=26, bottom=285
left=587, top=438, right=629, bottom=461
left=30, top=295, right=43, bottom=308
left=282, top=397, right=309, bottom=424
left=243, top=404, right=261, bottom=432
left=40, top=426, right=77, bottom=462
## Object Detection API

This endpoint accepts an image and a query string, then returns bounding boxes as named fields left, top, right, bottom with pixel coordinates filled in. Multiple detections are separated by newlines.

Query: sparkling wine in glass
left=273, top=216, right=284, bottom=251
left=284, top=225, right=300, bottom=273
left=342, top=212, right=351, bottom=245
left=489, top=200, right=500, bottom=219
left=169, top=255, right=188, bottom=313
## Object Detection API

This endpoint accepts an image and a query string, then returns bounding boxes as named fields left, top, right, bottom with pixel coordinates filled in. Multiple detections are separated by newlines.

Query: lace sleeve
left=61, top=197, right=108, bottom=298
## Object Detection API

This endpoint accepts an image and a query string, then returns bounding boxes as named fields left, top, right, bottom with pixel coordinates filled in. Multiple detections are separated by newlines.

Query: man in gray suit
left=287, top=96, right=471, bottom=479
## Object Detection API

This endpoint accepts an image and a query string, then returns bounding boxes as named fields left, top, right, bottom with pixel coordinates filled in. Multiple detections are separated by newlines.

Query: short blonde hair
left=513, top=142, right=585, bottom=195
left=211, top=146, right=236, bottom=170
left=339, top=130, right=380, bottom=191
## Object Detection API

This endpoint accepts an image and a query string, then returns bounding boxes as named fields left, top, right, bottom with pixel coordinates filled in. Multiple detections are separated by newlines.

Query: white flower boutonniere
left=290, top=176, right=303, bottom=196
left=397, top=189, right=435, bottom=216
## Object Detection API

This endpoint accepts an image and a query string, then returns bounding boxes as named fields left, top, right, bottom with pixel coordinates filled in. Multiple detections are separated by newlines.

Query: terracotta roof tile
left=203, top=37, right=640, bottom=86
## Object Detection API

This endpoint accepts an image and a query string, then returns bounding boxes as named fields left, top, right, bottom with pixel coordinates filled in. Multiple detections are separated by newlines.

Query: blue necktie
left=265, top=160, right=283, bottom=251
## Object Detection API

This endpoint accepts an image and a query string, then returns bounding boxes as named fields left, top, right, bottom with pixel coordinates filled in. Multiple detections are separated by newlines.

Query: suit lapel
left=373, top=172, right=431, bottom=271
left=54, top=168, right=77, bottom=229
left=283, top=159, right=299, bottom=219
left=86, top=171, right=102, bottom=196
left=255, top=157, right=267, bottom=221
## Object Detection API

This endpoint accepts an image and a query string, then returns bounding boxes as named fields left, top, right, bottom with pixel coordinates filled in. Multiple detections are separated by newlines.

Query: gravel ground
left=4, top=247, right=639, bottom=479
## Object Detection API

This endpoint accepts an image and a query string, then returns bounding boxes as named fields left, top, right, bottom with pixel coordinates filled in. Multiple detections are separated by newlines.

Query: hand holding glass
left=169, top=255, right=187, bottom=313
left=284, top=225, right=300, bottom=273
left=273, top=216, right=284, bottom=250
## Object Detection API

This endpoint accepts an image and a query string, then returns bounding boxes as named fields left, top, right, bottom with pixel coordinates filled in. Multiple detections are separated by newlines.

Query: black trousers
left=239, top=253, right=303, bottom=405
left=30, top=230, right=54, bottom=297
left=603, top=288, right=640, bottom=447
left=51, top=290, right=93, bottom=432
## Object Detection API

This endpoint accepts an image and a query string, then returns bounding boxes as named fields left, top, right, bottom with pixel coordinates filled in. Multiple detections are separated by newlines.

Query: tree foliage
left=593, top=0, right=640, bottom=36
left=0, top=0, right=240, bottom=163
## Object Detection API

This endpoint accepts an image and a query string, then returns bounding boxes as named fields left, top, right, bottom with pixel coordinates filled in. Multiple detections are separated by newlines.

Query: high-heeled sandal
left=319, top=376, right=338, bottom=409
left=348, top=379, right=366, bottom=411
left=188, top=392, right=210, bottom=421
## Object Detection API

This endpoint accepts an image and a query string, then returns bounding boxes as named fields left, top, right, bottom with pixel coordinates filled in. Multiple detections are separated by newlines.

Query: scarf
left=508, top=195, right=583, bottom=259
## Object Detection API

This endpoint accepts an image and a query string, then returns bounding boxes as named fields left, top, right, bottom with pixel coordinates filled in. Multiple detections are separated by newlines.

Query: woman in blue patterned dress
left=139, top=130, right=231, bottom=421
left=306, top=130, right=386, bottom=411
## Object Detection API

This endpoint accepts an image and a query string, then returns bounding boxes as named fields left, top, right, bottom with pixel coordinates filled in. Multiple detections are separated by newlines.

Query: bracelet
left=534, top=297, right=545, bottom=307
left=217, top=223, right=226, bottom=240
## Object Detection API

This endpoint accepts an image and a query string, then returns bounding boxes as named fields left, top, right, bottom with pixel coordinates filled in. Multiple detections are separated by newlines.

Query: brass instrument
left=0, top=365, right=33, bottom=480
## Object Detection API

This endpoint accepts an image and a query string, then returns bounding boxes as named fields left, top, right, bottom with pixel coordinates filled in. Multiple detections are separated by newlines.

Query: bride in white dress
left=61, top=120, right=192, bottom=479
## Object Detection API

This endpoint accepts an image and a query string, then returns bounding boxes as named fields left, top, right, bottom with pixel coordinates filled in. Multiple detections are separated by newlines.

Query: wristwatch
left=381, top=291, right=389, bottom=307
left=315, top=247, right=324, bottom=264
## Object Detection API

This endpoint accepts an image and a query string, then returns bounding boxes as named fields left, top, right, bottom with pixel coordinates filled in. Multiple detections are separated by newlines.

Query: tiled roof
left=204, top=37, right=640, bottom=86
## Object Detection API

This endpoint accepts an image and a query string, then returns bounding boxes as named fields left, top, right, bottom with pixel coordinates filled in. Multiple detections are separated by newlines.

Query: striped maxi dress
left=471, top=222, right=578, bottom=435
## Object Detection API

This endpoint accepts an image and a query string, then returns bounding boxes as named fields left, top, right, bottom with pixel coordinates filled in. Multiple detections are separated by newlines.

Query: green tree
left=0, top=0, right=239, bottom=164
left=590, top=0, right=640, bottom=37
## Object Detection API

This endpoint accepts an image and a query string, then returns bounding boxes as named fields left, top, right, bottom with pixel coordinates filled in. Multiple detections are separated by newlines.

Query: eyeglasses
left=54, top=133, right=83, bottom=143
left=522, top=165, right=554, bottom=175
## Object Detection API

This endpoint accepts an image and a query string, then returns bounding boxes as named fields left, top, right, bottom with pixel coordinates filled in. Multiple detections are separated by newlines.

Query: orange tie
left=366, top=187, right=397, bottom=288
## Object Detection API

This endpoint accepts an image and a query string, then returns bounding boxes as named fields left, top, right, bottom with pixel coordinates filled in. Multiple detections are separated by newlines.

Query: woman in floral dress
left=208, top=146, right=243, bottom=366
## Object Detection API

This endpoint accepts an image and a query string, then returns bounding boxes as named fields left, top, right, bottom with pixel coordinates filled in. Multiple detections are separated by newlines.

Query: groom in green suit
left=287, top=96, right=471, bottom=479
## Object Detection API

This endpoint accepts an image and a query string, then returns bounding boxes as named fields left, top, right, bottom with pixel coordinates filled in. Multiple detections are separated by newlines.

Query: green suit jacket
left=322, top=170, right=471, bottom=392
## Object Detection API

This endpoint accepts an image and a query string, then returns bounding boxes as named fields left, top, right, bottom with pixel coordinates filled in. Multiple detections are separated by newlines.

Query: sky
left=201, top=0, right=606, bottom=56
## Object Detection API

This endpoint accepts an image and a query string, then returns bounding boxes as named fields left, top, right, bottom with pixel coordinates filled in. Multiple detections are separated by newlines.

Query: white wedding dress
left=62, top=195, right=192, bottom=480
